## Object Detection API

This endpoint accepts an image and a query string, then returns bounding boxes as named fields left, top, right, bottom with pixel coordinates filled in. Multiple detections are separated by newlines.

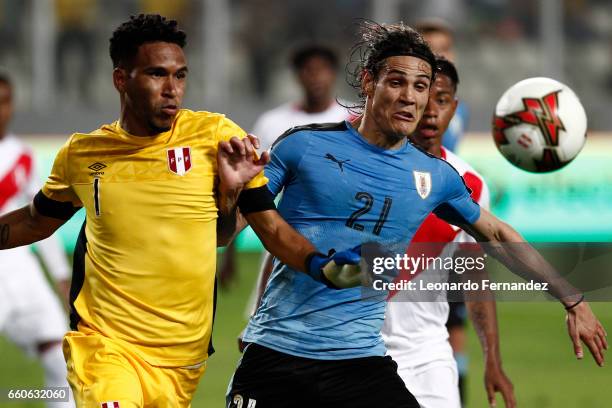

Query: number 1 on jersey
left=93, top=178, right=101, bottom=217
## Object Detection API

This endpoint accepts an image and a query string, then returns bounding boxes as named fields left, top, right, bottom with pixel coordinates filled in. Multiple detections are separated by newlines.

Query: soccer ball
left=492, top=77, right=587, bottom=172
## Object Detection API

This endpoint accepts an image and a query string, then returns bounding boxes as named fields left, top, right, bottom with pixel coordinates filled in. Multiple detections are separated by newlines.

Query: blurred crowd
left=0, top=0, right=611, bottom=131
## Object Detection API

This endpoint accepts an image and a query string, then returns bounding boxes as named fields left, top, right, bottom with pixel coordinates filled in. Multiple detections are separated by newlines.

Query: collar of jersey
left=344, top=120, right=411, bottom=155
left=110, top=115, right=178, bottom=145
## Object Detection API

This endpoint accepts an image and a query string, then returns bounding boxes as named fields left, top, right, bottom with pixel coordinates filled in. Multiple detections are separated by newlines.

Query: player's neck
left=119, top=109, right=160, bottom=137
left=300, top=97, right=333, bottom=114
left=427, top=143, right=443, bottom=158
left=356, top=116, right=405, bottom=150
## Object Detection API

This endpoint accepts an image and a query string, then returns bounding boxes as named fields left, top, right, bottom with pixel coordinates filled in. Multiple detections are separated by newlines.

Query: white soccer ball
left=492, top=77, right=587, bottom=172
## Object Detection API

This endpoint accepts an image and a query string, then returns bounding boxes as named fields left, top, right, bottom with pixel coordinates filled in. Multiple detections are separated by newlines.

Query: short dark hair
left=435, top=55, right=459, bottom=92
left=109, top=14, right=187, bottom=68
left=291, top=45, right=339, bottom=71
left=346, top=21, right=436, bottom=112
left=414, top=18, right=454, bottom=38
left=0, top=72, right=12, bottom=89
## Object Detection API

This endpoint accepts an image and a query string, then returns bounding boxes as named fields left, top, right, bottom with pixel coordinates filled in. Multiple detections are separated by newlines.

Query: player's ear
left=361, top=70, right=375, bottom=98
left=113, top=67, right=128, bottom=93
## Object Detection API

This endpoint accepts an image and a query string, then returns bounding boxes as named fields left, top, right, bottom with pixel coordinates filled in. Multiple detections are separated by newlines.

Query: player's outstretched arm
left=0, top=202, right=66, bottom=250
left=462, top=207, right=608, bottom=366
left=466, top=299, right=515, bottom=408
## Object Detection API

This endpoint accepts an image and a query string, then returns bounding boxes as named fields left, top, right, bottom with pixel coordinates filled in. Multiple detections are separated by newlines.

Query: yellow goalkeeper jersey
left=42, top=109, right=267, bottom=367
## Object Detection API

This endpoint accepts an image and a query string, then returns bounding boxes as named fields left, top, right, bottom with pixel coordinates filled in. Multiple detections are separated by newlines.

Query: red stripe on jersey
left=182, top=147, right=191, bottom=171
left=462, top=171, right=483, bottom=203
left=0, top=153, right=33, bottom=211
left=168, top=149, right=177, bottom=173
left=114, top=402, right=120, bottom=408
left=101, top=403, right=108, bottom=408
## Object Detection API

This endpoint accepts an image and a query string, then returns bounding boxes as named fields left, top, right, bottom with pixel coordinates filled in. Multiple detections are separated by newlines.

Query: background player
left=415, top=19, right=472, bottom=398
left=252, top=44, right=350, bottom=152
left=0, top=14, right=353, bottom=407
left=219, top=44, right=350, bottom=289
left=228, top=21, right=605, bottom=408
left=0, top=74, right=74, bottom=407
left=382, top=57, right=515, bottom=408
left=415, top=18, right=468, bottom=153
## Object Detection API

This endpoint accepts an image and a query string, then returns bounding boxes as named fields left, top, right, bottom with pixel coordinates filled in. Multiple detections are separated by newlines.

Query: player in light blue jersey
left=227, top=21, right=606, bottom=408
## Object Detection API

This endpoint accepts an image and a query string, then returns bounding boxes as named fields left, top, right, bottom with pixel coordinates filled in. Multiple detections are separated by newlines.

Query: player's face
left=0, top=82, right=13, bottom=137
left=121, top=42, right=188, bottom=135
left=364, top=56, right=432, bottom=143
left=297, top=56, right=336, bottom=103
left=423, top=32, right=455, bottom=62
left=412, top=74, right=458, bottom=151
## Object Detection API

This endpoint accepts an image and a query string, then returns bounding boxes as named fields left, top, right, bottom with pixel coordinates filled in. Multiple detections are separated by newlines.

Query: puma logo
left=325, top=153, right=350, bottom=173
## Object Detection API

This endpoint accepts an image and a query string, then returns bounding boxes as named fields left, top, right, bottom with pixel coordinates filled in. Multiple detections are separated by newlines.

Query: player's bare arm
left=244, top=210, right=317, bottom=273
left=462, top=207, right=608, bottom=366
left=0, top=203, right=66, bottom=250
left=217, top=208, right=247, bottom=247
left=466, top=299, right=516, bottom=408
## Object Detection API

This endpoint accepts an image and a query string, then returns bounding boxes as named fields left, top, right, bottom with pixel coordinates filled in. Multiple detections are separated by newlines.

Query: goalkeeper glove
left=307, top=245, right=362, bottom=289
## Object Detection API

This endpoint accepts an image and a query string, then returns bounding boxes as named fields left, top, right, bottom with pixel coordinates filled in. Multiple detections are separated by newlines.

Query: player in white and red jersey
left=251, top=44, right=351, bottom=152
left=0, top=74, right=74, bottom=407
left=220, top=44, right=351, bottom=292
left=382, top=57, right=516, bottom=408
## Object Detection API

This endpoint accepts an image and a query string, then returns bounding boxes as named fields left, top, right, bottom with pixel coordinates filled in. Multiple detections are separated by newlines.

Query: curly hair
left=109, top=14, right=187, bottom=68
left=345, top=21, right=436, bottom=113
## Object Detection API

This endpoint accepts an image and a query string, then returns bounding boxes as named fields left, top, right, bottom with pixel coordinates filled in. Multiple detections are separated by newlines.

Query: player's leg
left=1, top=254, right=74, bottom=407
left=446, top=302, right=468, bottom=405
left=140, top=362, right=206, bottom=408
left=397, top=361, right=461, bottom=408
left=63, top=331, right=142, bottom=407
left=317, top=356, right=420, bottom=408
left=227, top=343, right=313, bottom=408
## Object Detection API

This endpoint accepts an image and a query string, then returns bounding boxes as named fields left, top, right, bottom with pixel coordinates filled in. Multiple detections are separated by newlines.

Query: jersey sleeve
left=41, top=138, right=82, bottom=207
left=264, top=130, right=306, bottom=197
left=433, top=163, right=481, bottom=227
left=454, top=173, right=490, bottom=244
left=216, top=116, right=268, bottom=190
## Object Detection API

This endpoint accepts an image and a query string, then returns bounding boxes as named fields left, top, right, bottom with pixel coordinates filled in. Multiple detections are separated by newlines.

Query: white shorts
left=397, top=360, right=461, bottom=408
left=0, top=249, right=68, bottom=355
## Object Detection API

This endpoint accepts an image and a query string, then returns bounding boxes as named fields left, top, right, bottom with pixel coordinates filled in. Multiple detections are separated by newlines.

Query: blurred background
left=1, top=0, right=611, bottom=131
left=1, top=0, right=611, bottom=407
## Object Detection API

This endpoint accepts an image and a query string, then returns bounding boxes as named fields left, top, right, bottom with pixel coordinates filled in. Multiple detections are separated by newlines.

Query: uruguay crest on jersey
left=413, top=171, right=432, bottom=199
left=167, top=147, right=192, bottom=176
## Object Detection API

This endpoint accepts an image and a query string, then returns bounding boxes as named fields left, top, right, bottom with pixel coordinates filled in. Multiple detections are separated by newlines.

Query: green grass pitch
left=0, top=252, right=610, bottom=407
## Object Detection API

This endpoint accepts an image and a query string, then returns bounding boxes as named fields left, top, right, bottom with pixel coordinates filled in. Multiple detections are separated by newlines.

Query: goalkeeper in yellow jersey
left=0, top=14, right=350, bottom=407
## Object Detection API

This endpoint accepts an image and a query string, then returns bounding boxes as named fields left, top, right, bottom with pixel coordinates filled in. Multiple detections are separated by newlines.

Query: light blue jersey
left=243, top=121, right=480, bottom=360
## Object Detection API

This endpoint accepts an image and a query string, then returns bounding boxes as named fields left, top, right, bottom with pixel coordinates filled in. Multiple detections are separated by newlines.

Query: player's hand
left=566, top=301, right=608, bottom=366
left=309, top=246, right=363, bottom=289
left=484, top=362, right=515, bottom=408
left=218, top=135, right=271, bottom=192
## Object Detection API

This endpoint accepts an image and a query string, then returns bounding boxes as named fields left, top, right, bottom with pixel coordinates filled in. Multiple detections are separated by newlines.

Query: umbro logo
left=324, top=153, right=350, bottom=173
left=88, top=162, right=107, bottom=176
left=88, top=162, right=107, bottom=172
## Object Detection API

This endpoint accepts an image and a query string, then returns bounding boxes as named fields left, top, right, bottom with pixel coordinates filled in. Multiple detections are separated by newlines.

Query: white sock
left=39, top=342, right=75, bottom=408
